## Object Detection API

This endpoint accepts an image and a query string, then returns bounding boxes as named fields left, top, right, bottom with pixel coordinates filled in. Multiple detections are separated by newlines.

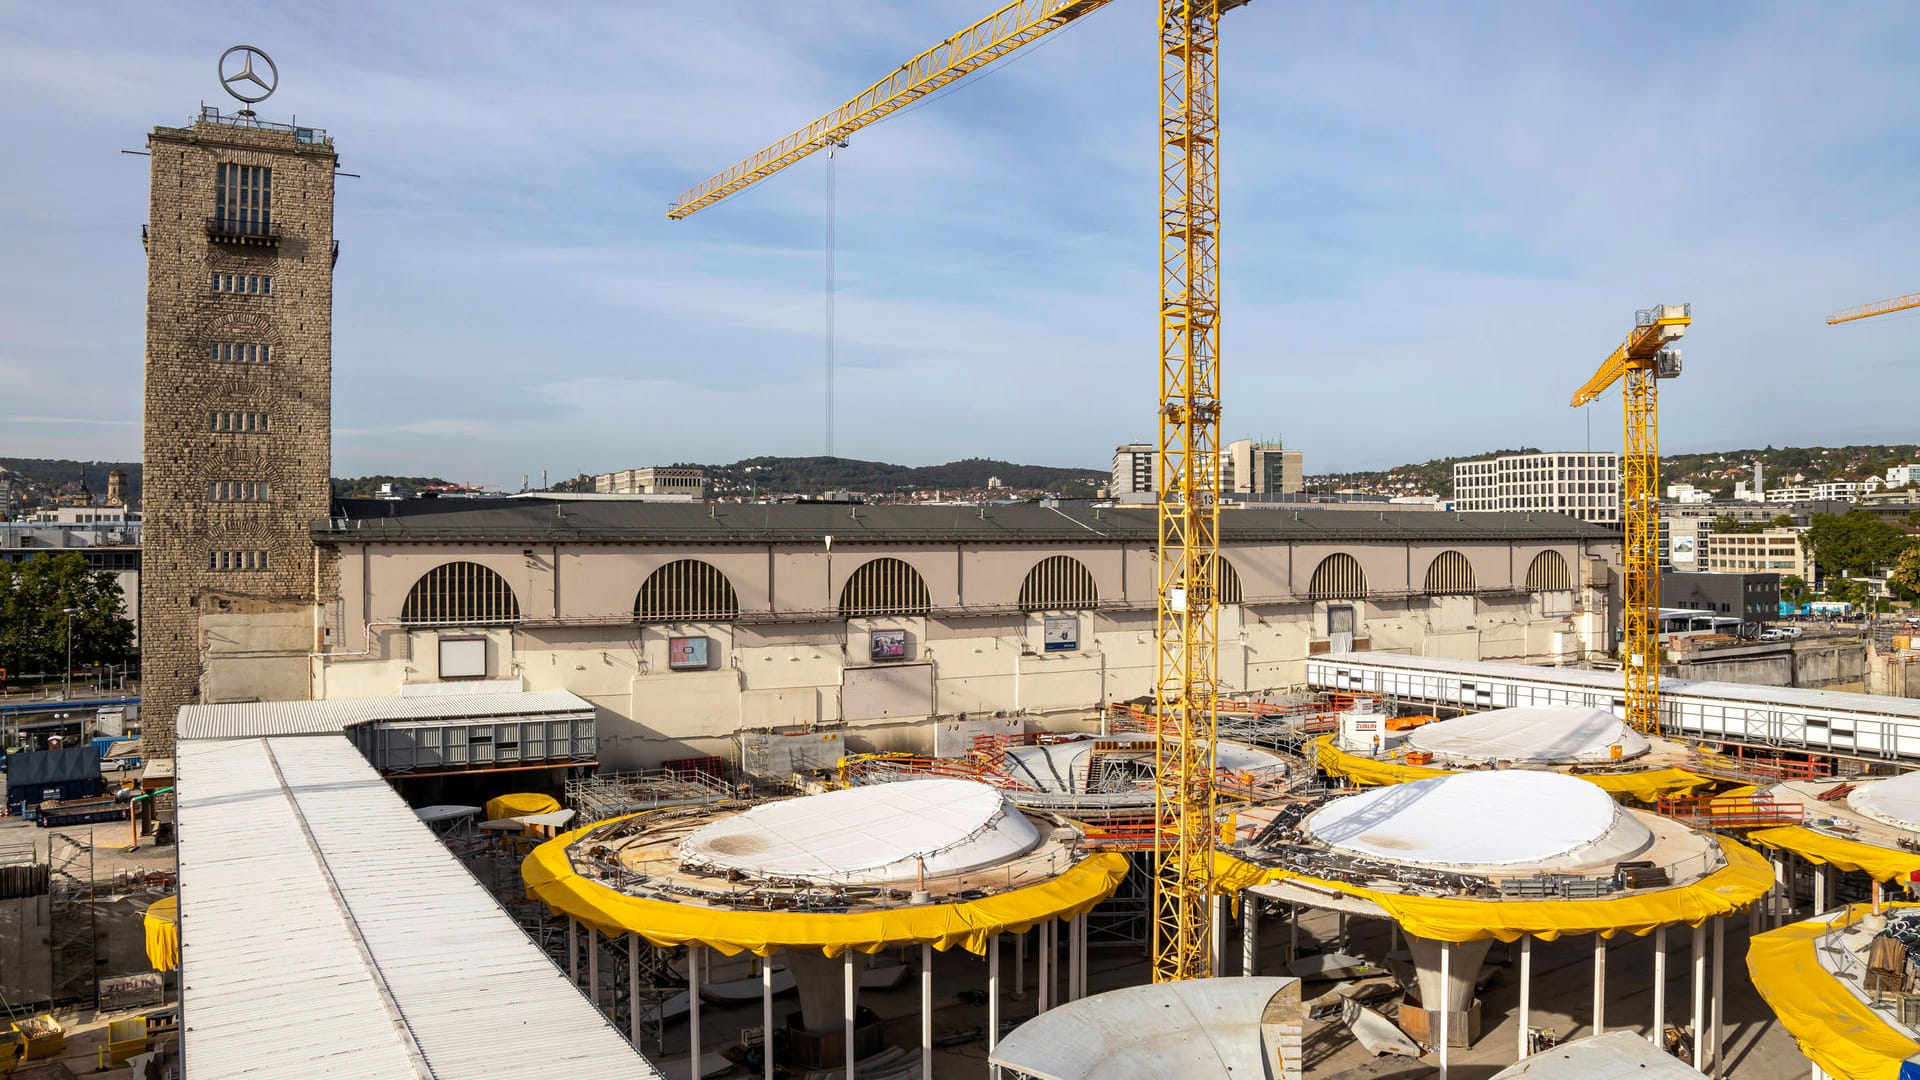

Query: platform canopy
left=1406, top=706, right=1650, bottom=765
left=1849, top=770, right=1920, bottom=833
left=988, top=977, right=1303, bottom=1080
left=1748, top=903, right=1920, bottom=1080
left=1311, top=734, right=1712, bottom=803
left=1303, top=772, right=1653, bottom=870
left=678, top=778, right=1040, bottom=884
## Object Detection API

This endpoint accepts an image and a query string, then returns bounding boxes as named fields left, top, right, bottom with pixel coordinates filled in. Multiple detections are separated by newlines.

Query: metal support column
left=988, top=934, right=1002, bottom=1075
left=689, top=946, right=703, bottom=1080
left=921, top=943, right=934, bottom=1080
left=1711, top=917, right=1725, bottom=1079
left=1211, top=894, right=1226, bottom=976
left=629, top=933, right=642, bottom=1047
left=844, top=949, right=857, bottom=1080
left=1691, top=923, right=1706, bottom=1073
left=1593, top=935, right=1606, bottom=1037
left=1652, top=924, right=1667, bottom=1046
left=1814, top=863, right=1828, bottom=913
left=763, top=956, right=775, bottom=1080
left=1439, top=940, right=1452, bottom=1080
left=1288, top=903, right=1298, bottom=963
left=1038, top=920, right=1051, bottom=1013
left=569, top=917, right=580, bottom=986
left=1241, top=899, right=1258, bottom=977
left=1517, top=935, right=1531, bottom=1062
left=1337, top=912, right=1348, bottom=955
left=1014, top=929, right=1026, bottom=999
left=588, top=930, right=600, bottom=1009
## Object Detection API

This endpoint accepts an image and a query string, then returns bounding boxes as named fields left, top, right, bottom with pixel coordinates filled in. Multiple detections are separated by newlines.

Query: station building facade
left=295, top=500, right=1621, bottom=769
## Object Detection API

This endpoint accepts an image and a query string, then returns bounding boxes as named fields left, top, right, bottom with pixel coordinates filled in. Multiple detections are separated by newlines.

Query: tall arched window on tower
left=1307, top=553, right=1368, bottom=601
left=399, top=562, right=522, bottom=625
left=1525, top=550, right=1572, bottom=592
left=839, top=557, right=931, bottom=618
left=1019, top=555, right=1098, bottom=611
left=634, top=560, right=740, bottom=622
left=1423, top=550, right=1477, bottom=595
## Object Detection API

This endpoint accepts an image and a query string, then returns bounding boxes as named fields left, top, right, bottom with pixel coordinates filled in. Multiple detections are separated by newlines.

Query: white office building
left=1453, top=451, right=1620, bottom=524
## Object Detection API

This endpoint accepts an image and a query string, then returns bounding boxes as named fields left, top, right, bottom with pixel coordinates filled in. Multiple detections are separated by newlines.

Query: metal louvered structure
left=1214, top=558, right=1242, bottom=605
left=1526, top=550, right=1572, bottom=592
left=1307, top=553, right=1367, bottom=601
left=839, top=557, right=932, bottom=618
left=1019, top=555, right=1099, bottom=611
left=635, top=559, right=740, bottom=622
left=1424, top=550, right=1476, bottom=595
left=399, top=562, right=522, bottom=625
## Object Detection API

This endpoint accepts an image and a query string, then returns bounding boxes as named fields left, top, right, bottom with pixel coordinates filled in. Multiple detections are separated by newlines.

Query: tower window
left=210, top=273, right=272, bottom=295
left=209, top=412, right=270, bottom=432
left=209, top=342, right=271, bottom=364
left=214, top=164, right=272, bottom=236
left=208, top=481, right=271, bottom=502
left=208, top=550, right=270, bottom=571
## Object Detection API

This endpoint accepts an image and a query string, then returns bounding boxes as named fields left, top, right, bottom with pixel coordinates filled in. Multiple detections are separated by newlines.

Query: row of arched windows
left=396, top=549, right=1575, bottom=625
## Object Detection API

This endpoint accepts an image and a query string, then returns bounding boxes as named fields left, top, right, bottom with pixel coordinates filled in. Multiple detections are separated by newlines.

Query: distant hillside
left=1307, top=449, right=1541, bottom=497
left=331, top=475, right=453, bottom=498
left=0, top=458, right=142, bottom=501
left=1312, top=444, right=1920, bottom=499
left=701, top=456, right=1104, bottom=497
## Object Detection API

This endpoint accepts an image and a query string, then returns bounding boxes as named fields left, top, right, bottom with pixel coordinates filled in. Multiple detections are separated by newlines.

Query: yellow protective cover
left=1747, top=902, right=1920, bottom=1080
left=1312, top=735, right=1713, bottom=803
left=522, top=814, right=1129, bottom=958
left=485, top=792, right=561, bottom=820
left=143, top=895, right=179, bottom=973
left=1214, top=834, right=1772, bottom=942
left=1747, top=825, right=1920, bottom=884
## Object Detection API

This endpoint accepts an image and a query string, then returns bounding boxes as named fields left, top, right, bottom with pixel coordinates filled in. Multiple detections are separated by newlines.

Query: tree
left=0, top=553, right=135, bottom=680
left=1802, top=510, right=1914, bottom=580
left=1890, top=546, right=1920, bottom=602
left=1827, top=577, right=1868, bottom=607
left=1781, top=575, right=1812, bottom=606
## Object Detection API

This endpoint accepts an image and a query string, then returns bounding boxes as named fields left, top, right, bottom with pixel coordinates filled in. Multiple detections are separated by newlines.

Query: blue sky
left=2, top=2, right=1917, bottom=486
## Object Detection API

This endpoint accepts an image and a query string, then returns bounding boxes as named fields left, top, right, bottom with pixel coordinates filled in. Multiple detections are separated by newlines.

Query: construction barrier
left=1746, top=825, right=1920, bottom=884
left=1748, top=902, right=1920, bottom=1080
left=142, top=895, right=178, bottom=972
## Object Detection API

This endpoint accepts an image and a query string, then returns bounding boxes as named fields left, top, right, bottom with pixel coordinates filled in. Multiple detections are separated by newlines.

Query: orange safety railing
left=1653, top=795, right=1806, bottom=829
left=1688, top=747, right=1833, bottom=785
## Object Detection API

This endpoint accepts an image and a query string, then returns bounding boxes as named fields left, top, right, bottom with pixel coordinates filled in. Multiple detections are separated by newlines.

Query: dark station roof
left=317, top=498, right=1615, bottom=547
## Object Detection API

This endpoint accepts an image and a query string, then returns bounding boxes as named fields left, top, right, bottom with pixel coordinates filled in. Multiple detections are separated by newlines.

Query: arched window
left=1019, top=555, right=1097, bottom=611
left=400, top=561, right=521, bottom=625
left=1214, top=557, right=1243, bottom=605
left=1424, top=550, right=1476, bottom=595
left=1526, top=550, right=1572, bottom=591
left=839, top=557, right=931, bottom=618
left=635, top=560, right=739, bottom=622
left=1307, top=553, right=1367, bottom=601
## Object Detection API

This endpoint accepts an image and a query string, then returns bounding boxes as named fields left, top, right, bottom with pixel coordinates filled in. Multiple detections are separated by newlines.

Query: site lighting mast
left=667, top=0, right=1253, bottom=981
left=1570, top=305, right=1690, bottom=736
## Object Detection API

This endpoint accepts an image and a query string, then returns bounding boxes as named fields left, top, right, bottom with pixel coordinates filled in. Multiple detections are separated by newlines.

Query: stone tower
left=105, top=468, right=128, bottom=508
left=140, top=103, right=337, bottom=756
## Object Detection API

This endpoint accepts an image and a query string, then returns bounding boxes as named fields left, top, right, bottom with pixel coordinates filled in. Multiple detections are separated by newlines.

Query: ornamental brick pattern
left=140, top=118, right=338, bottom=757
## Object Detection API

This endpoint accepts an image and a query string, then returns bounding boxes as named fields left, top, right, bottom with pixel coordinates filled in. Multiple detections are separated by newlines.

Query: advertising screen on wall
left=438, top=637, right=487, bottom=679
left=668, top=636, right=710, bottom=671
left=869, top=629, right=908, bottom=662
left=1042, top=614, right=1079, bottom=652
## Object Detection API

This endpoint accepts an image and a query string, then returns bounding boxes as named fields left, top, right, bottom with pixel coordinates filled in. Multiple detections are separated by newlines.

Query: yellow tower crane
left=1570, top=305, right=1691, bottom=735
left=1828, top=291, right=1920, bottom=325
left=667, top=0, right=1251, bottom=982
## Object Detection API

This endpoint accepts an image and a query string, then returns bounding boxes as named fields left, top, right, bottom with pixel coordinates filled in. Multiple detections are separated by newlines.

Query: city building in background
left=1705, top=528, right=1815, bottom=580
left=1452, top=451, right=1620, bottom=524
left=1662, top=570, right=1780, bottom=628
left=594, top=466, right=706, bottom=498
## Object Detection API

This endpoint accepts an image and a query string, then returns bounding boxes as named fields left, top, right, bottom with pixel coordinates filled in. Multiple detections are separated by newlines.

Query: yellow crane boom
left=666, top=0, right=1116, bottom=220
left=668, top=0, right=1248, bottom=982
left=1570, top=304, right=1690, bottom=736
left=1827, top=291, right=1920, bottom=325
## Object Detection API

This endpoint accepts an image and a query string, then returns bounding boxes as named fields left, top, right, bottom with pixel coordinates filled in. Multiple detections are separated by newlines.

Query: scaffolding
left=564, top=768, right=737, bottom=826
left=48, top=833, right=96, bottom=1008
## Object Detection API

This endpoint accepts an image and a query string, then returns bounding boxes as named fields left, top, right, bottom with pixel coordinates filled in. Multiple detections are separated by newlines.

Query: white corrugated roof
left=178, top=734, right=662, bottom=1080
left=177, top=690, right=595, bottom=739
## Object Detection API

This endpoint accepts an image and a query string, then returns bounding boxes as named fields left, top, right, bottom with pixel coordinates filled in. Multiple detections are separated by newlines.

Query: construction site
left=11, top=2, right=1920, bottom=1080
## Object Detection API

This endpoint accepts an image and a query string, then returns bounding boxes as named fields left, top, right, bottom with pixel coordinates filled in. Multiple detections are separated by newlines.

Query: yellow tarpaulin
left=1215, top=835, right=1773, bottom=943
left=1312, top=735, right=1713, bottom=803
left=143, top=895, right=178, bottom=973
left=1748, top=902, right=1920, bottom=1080
left=1747, top=825, right=1920, bottom=884
left=486, top=792, right=561, bottom=820
left=522, top=814, right=1129, bottom=958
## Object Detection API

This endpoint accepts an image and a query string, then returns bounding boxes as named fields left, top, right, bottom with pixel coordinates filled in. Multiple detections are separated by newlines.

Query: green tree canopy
left=1801, top=510, right=1914, bottom=580
left=0, top=553, right=134, bottom=679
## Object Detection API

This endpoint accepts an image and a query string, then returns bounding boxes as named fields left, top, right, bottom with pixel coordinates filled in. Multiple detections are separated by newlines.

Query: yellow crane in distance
left=1828, top=291, right=1920, bottom=325
left=1570, top=305, right=1691, bottom=736
left=666, top=0, right=1252, bottom=982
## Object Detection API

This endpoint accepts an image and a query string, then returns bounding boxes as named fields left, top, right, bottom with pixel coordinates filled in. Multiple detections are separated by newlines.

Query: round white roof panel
left=1848, top=770, right=1920, bottom=833
left=1405, top=706, right=1650, bottom=766
left=677, top=778, right=1041, bottom=884
left=1302, top=771, right=1653, bottom=870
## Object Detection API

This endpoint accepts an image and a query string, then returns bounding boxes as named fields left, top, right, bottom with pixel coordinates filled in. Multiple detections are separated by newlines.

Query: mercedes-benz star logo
left=218, top=46, right=278, bottom=105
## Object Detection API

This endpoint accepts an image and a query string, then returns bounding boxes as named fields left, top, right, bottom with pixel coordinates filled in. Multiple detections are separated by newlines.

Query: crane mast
left=670, top=0, right=1248, bottom=983
left=1571, top=304, right=1690, bottom=736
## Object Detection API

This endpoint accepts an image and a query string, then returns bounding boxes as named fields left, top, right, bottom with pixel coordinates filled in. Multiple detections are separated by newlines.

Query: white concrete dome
left=1405, top=705, right=1650, bottom=766
left=676, top=778, right=1042, bottom=884
left=1302, top=771, right=1655, bottom=871
left=1848, top=769, right=1920, bottom=833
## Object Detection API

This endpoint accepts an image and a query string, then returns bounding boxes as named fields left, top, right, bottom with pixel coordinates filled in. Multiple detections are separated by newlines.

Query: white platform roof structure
left=177, top=688, right=594, bottom=739
left=1405, top=705, right=1650, bottom=766
left=678, top=778, right=1041, bottom=884
left=1489, top=1031, right=1706, bottom=1078
left=177, top=724, right=662, bottom=1079
left=988, top=977, right=1303, bottom=1080
left=1850, top=769, right=1920, bottom=832
left=1303, top=771, right=1655, bottom=871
